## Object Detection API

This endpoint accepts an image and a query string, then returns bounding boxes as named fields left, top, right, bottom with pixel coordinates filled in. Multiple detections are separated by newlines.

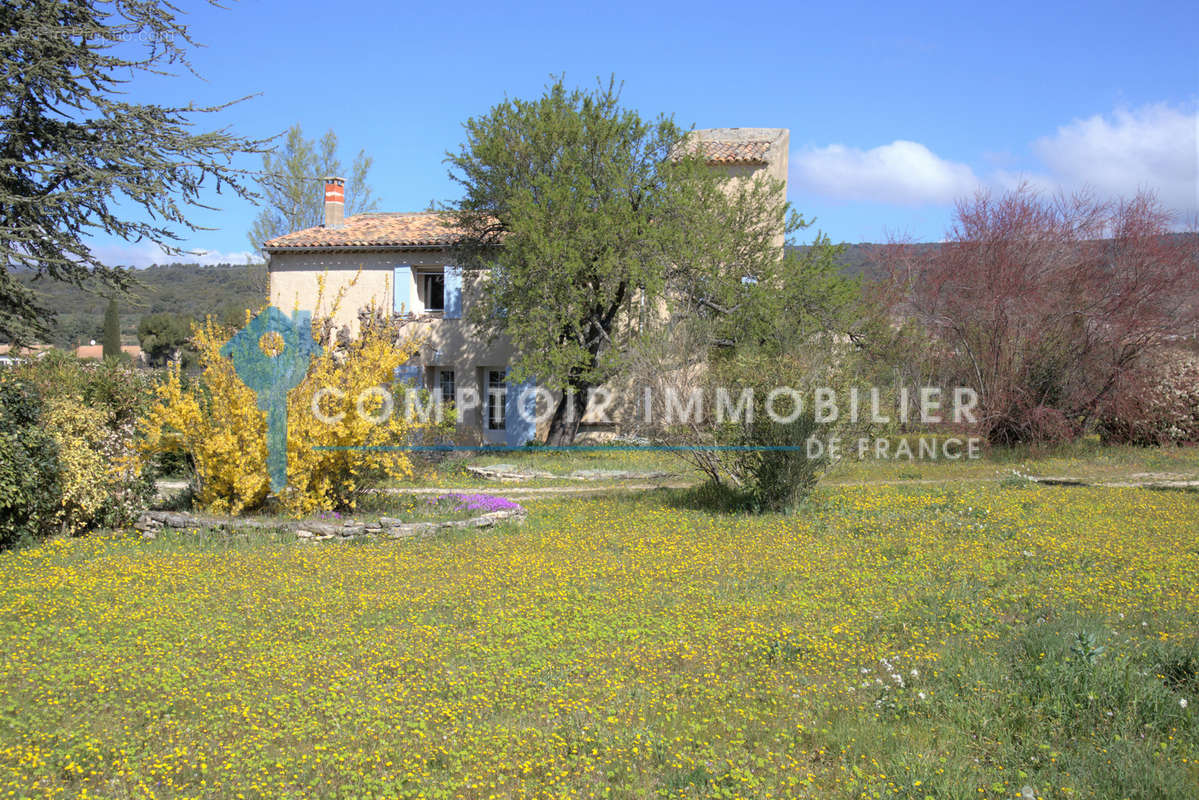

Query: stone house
left=262, top=127, right=789, bottom=444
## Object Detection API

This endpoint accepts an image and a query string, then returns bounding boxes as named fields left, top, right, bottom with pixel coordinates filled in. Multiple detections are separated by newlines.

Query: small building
left=0, top=343, right=52, bottom=367
left=74, top=344, right=144, bottom=364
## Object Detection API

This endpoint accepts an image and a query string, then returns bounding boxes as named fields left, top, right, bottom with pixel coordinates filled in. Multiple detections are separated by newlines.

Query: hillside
left=785, top=242, right=888, bottom=280
left=16, top=262, right=268, bottom=348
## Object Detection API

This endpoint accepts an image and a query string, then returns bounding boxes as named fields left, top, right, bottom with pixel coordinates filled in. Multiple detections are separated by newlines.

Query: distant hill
left=16, top=262, right=267, bottom=348
left=785, top=242, right=890, bottom=281
left=789, top=232, right=1199, bottom=284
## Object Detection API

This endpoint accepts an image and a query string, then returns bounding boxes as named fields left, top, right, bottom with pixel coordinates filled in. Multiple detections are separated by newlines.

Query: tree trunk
left=545, top=384, right=590, bottom=446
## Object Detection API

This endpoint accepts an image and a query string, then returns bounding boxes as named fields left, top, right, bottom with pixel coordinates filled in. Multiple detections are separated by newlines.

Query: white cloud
left=1031, top=104, right=1198, bottom=214
left=88, top=242, right=260, bottom=269
left=791, top=140, right=979, bottom=206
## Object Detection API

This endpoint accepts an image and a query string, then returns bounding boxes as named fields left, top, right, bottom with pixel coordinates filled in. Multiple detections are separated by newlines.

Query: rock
left=150, top=511, right=192, bottom=529
left=466, top=464, right=553, bottom=481
left=303, top=521, right=344, bottom=537
left=140, top=530, right=157, bottom=540
left=339, top=525, right=365, bottom=537
left=295, top=529, right=314, bottom=540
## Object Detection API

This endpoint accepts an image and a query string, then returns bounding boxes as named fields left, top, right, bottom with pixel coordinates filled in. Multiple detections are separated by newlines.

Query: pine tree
left=0, top=0, right=272, bottom=343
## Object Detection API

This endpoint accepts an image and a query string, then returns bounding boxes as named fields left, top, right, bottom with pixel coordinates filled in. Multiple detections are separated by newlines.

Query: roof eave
left=263, top=242, right=457, bottom=255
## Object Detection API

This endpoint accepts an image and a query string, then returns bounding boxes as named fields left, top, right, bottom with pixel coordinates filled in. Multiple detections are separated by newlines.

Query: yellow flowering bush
left=141, top=306, right=446, bottom=516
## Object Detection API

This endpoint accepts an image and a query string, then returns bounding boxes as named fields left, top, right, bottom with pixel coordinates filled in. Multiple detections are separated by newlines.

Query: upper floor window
left=421, top=272, right=445, bottom=312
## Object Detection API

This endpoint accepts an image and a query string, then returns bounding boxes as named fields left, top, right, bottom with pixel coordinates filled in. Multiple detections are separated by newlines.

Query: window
left=487, top=369, right=507, bottom=430
left=422, top=272, right=445, bottom=312
left=438, top=369, right=455, bottom=405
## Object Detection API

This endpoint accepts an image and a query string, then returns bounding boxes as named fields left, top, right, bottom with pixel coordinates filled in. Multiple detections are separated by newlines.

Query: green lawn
left=2, top=456, right=1197, bottom=798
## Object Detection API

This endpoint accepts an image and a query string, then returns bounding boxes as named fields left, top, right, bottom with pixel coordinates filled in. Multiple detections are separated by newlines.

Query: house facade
left=262, top=127, right=789, bottom=444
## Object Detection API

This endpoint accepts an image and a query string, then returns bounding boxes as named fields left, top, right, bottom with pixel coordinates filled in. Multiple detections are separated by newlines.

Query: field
left=1, top=452, right=1197, bottom=798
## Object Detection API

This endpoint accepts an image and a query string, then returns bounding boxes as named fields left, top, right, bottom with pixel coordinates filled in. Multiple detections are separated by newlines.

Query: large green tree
left=248, top=125, right=378, bottom=252
left=447, top=77, right=796, bottom=444
left=137, top=311, right=192, bottom=366
left=0, top=0, right=271, bottom=343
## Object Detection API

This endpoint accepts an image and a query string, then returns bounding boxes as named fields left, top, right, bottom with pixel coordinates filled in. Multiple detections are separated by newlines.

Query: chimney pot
left=324, top=176, right=345, bottom=228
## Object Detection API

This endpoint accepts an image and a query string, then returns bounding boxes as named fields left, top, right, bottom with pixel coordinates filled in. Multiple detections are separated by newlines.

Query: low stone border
left=1018, top=471, right=1199, bottom=490
left=133, top=507, right=527, bottom=542
left=466, top=463, right=675, bottom=483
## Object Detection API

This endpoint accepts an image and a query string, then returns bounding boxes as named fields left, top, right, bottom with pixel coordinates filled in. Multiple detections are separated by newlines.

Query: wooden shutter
left=504, top=377, right=537, bottom=446
left=444, top=265, right=463, bottom=319
left=393, top=265, right=412, bottom=314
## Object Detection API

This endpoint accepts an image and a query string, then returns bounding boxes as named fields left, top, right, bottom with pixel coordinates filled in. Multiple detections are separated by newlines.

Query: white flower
left=910, top=668, right=919, bottom=678
left=1181, top=698, right=1188, bottom=709
left=918, top=691, right=926, bottom=700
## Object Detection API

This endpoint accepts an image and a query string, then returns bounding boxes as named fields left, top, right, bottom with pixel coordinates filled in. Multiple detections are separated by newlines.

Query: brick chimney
left=323, top=176, right=345, bottom=228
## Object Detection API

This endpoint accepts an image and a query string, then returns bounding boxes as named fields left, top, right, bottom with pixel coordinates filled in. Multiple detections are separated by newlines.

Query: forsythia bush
left=141, top=307, right=445, bottom=516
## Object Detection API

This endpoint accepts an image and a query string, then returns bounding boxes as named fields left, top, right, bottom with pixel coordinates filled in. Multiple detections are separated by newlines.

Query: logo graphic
left=221, top=307, right=322, bottom=492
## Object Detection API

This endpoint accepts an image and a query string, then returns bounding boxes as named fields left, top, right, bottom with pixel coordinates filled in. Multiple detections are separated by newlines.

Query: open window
left=420, top=271, right=445, bottom=313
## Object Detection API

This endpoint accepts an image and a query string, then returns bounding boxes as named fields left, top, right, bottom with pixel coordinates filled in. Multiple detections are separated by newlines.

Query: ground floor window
left=487, top=369, right=507, bottom=430
left=438, top=369, right=455, bottom=405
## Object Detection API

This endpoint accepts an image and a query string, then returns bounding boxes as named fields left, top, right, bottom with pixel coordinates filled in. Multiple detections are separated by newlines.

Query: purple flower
left=436, top=492, right=524, bottom=513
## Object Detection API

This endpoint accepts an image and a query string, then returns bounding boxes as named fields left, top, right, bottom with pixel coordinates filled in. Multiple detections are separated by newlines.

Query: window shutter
left=444, top=265, right=463, bottom=319
left=504, top=377, right=537, bottom=446
left=393, top=265, right=412, bottom=314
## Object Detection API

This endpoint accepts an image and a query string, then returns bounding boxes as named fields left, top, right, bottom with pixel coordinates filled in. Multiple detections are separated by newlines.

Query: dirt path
left=156, top=471, right=1197, bottom=503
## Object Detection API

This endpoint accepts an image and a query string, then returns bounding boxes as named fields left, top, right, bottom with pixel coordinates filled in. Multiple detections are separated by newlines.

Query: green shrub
left=0, top=380, right=61, bottom=548
left=0, top=354, right=155, bottom=546
left=722, top=412, right=827, bottom=512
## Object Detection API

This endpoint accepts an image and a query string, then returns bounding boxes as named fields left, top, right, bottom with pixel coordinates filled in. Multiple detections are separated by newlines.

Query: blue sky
left=89, top=0, right=1199, bottom=266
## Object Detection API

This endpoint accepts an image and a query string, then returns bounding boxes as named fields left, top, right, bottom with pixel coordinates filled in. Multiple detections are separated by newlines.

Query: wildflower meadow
left=1, top=478, right=1195, bottom=799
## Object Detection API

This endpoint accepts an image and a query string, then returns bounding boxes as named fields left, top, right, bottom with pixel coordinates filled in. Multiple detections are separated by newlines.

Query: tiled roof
left=691, top=139, right=772, bottom=164
left=75, top=344, right=141, bottom=360
left=263, top=212, right=464, bottom=251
